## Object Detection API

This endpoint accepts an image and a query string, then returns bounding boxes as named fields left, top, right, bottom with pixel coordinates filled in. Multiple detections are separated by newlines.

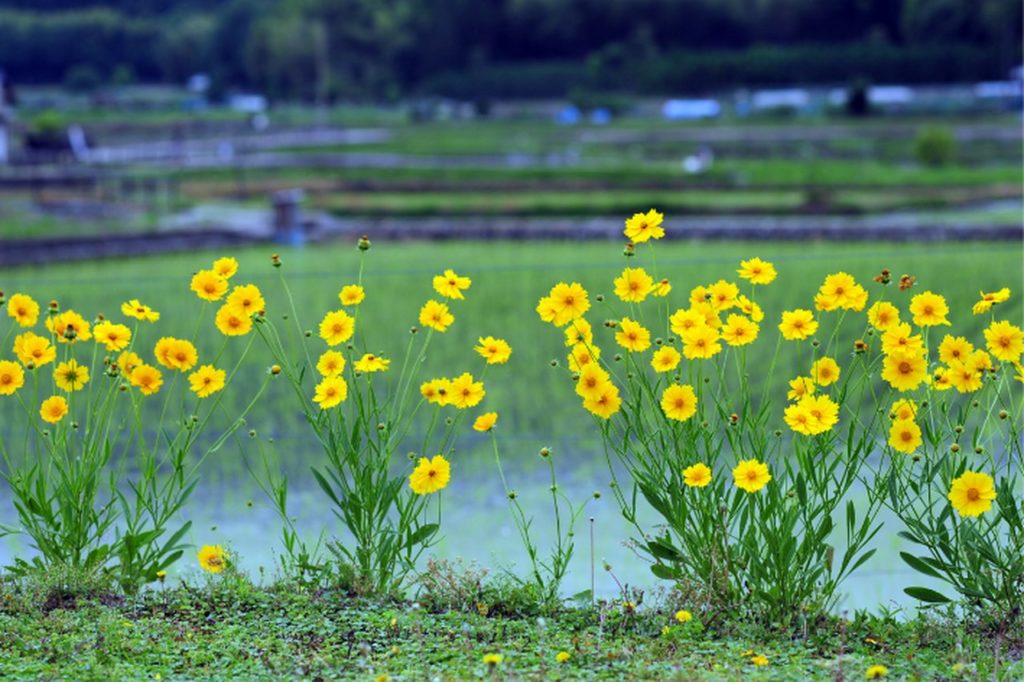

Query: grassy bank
left=0, top=574, right=1017, bottom=680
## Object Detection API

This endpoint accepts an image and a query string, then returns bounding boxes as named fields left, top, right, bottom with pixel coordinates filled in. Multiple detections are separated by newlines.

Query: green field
left=2, top=238, right=1021, bottom=459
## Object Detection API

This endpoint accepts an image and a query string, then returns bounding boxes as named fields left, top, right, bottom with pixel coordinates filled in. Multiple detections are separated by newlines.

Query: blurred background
left=0, top=0, right=1022, bottom=610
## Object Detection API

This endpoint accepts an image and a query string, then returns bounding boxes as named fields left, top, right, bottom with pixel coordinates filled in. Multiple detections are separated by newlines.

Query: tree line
left=0, top=0, right=1019, bottom=99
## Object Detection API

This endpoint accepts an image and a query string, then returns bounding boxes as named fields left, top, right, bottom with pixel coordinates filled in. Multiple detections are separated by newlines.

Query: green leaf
left=405, top=523, right=439, bottom=549
left=650, top=563, right=679, bottom=580
left=904, top=586, right=952, bottom=603
left=646, top=538, right=681, bottom=562
left=900, top=552, right=945, bottom=580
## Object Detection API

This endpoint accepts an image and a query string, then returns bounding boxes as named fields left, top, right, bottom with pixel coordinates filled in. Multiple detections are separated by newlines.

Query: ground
left=0, top=575, right=1018, bottom=680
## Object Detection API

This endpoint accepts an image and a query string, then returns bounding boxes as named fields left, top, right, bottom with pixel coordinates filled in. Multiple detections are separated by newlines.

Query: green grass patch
left=0, top=575, right=1017, bottom=680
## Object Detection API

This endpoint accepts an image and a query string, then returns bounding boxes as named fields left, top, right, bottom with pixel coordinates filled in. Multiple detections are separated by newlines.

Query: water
left=0, top=449, right=942, bottom=615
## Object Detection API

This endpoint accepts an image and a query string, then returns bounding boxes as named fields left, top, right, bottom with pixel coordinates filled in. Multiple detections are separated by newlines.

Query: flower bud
left=592, top=491, right=601, bottom=499
left=304, top=330, right=312, bottom=338
left=550, top=359, right=558, bottom=367
left=954, top=425, right=963, bottom=434
left=49, top=300, right=59, bottom=314
left=623, top=242, right=635, bottom=257
left=613, top=354, right=622, bottom=362
left=999, top=410, right=1009, bottom=420
left=595, top=294, right=605, bottom=302
left=950, top=443, right=960, bottom=453
left=357, top=235, right=371, bottom=251
left=25, top=361, right=35, bottom=371
left=539, top=447, right=551, bottom=458
left=0, top=291, right=4, bottom=305
left=270, top=365, right=281, bottom=375
left=974, top=447, right=984, bottom=455
left=249, top=430, right=257, bottom=438
left=507, top=490, right=517, bottom=500
left=271, top=253, right=282, bottom=268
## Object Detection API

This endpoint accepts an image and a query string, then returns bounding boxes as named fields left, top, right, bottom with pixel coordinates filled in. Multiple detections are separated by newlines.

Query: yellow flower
left=13, top=332, right=56, bottom=367
left=661, top=384, right=698, bottom=422
left=482, top=653, right=504, bottom=666
left=0, top=360, right=25, bottom=396
left=681, top=325, right=721, bottom=360
left=737, top=257, right=776, bottom=285
left=39, top=395, right=69, bottom=423
left=867, top=301, right=900, bottom=331
left=121, top=298, right=160, bottom=322
left=682, top=463, right=711, bottom=488
left=419, top=299, right=455, bottom=332
left=53, top=359, right=89, bottom=392
left=733, top=459, right=771, bottom=493
left=555, top=651, right=571, bottom=663
left=623, top=208, right=665, bottom=243
left=881, top=350, right=928, bottom=392
left=93, top=321, right=132, bottom=353
left=313, top=375, right=348, bottom=409
left=721, top=314, right=758, bottom=346
left=669, top=308, right=708, bottom=337
left=46, top=310, right=92, bottom=343
left=355, top=353, right=390, bottom=373
left=338, top=284, right=365, bottom=306
left=675, top=609, right=693, bottom=623
left=938, top=335, right=974, bottom=365
left=319, top=310, right=355, bottom=346
left=432, top=269, right=472, bottom=300
left=613, top=267, right=654, bottom=303
left=575, top=365, right=611, bottom=401
left=966, top=349, right=992, bottom=373
left=448, top=372, right=484, bottom=408
left=909, top=291, right=950, bottom=327
left=6, top=293, right=39, bottom=327
left=984, top=320, right=1023, bottom=362
left=190, top=270, right=228, bottom=302
left=546, top=282, right=590, bottom=327
left=535, top=296, right=558, bottom=324
left=890, top=399, right=918, bottom=421
left=212, top=256, right=239, bottom=279
left=582, top=383, right=621, bottom=419
left=474, top=336, right=511, bottom=365
left=652, top=279, right=672, bottom=297
left=947, top=471, right=997, bottom=517
left=785, top=395, right=839, bottom=435
left=409, top=454, right=451, bottom=495
left=811, top=357, right=840, bottom=386
left=129, top=364, right=163, bottom=396
left=880, top=322, right=924, bottom=356
left=778, top=309, right=818, bottom=341
left=567, top=343, right=600, bottom=372
left=651, top=346, right=681, bottom=373
left=473, top=412, right=498, bottom=432
left=214, top=304, right=252, bottom=336
left=155, top=337, right=198, bottom=372
left=865, top=664, right=889, bottom=679
left=615, top=317, right=651, bottom=352
left=972, top=287, right=1010, bottom=315
left=946, top=360, right=982, bottom=393
left=421, top=378, right=451, bottom=406
left=787, top=376, right=815, bottom=401
left=707, top=280, right=739, bottom=311
left=116, top=354, right=140, bottom=375
left=197, top=544, right=228, bottom=573
left=816, top=272, right=868, bottom=312
left=564, top=319, right=593, bottom=347
left=888, top=419, right=922, bottom=454
left=737, top=295, right=764, bottom=322
left=317, top=350, right=346, bottom=377
left=932, top=366, right=953, bottom=391
left=226, top=284, right=265, bottom=318
left=750, top=655, right=769, bottom=666
left=188, top=365, right=226, bottom=398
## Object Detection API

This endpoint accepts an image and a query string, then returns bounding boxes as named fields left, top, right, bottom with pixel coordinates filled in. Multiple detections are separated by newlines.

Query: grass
left=0, top=572, right=1018, bottom=680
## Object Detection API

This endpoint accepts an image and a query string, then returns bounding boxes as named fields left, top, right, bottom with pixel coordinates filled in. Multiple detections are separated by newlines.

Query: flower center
left=967, top=488, right=980, bottom=501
